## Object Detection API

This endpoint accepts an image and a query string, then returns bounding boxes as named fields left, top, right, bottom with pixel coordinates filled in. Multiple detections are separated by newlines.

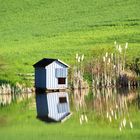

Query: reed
left=0, top=83, right=34, bottom=106
left=91, top=42, right=139, bottom=88
left=72, top=53, right=88, bottom=89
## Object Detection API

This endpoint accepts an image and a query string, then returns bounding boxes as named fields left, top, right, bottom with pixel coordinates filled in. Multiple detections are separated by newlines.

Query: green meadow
left=0, top=0, right=140, bottom=83
left=0, top=0, right=140, bottom=139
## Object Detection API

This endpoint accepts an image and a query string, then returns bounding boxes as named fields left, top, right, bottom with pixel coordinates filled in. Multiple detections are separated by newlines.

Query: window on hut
left=57, top=97, right=68, bottom=113
left=58, top=78, right=66, bottom=84
left=55, top=68, right=67, bottom=77
left=55, top=68, right=67, bottom=85
left=59, top=97, right=67, bottom=103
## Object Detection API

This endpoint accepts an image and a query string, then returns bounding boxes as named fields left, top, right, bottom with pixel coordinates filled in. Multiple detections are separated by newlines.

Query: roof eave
left=57, top=59, right=70, bottom=68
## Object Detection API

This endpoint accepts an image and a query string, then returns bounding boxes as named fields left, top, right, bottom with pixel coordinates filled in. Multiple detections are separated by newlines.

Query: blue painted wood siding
left=36, top=94, right=48, bottom=117
left=35, top=68, right=46, bottom=88
left=47, top=92, right=70, bottom=121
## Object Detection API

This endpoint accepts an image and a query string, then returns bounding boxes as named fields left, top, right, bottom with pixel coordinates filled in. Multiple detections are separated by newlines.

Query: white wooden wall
left=46, top=61, right=68, bottom=89
left=36, top=92, right=70, bottom=121
left=47, top=92, right=70, bottom=121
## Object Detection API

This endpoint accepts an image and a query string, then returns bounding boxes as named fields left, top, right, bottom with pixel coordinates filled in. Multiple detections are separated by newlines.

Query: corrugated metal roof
left=33, top=58, right=69, bottom=68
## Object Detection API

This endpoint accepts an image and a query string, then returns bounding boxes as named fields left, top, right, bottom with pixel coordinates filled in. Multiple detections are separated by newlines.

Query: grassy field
left=0, top=1, right=140, bottom=139
left=0, top=99, right=140, bottom=140
left=0, top=0, right=140, bottom=84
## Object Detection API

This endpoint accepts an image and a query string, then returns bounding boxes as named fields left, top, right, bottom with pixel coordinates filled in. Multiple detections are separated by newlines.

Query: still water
left=0, top=92, right=33, bottom=106
left=71, top=88, right=140, bottom=113
left=70, top=88, right=140, bottom=130
left=0, top=87, right=140, bottom=129
left=1, top=88, right=140, bottom=111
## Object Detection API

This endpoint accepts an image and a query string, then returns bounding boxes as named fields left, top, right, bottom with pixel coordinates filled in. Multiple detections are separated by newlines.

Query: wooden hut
left=33, top=58, right=69, bottom=91
left=33, top=58, right=71, bottom=122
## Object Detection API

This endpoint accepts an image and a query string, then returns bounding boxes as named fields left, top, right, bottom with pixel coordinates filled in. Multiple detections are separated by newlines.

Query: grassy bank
left=0, top=0, right=140, bottom=83
left=0, top=99, right=140, bottom=140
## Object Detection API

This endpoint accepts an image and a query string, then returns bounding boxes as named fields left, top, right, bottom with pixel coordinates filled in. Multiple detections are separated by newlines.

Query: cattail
left=123, top=118, right=126, bottom=127
left=109, top=115, right=112, bottom=122
left=106, top=52, right=108, bottom=58
left=129, top=121, right=133, bottom=129
left=108, top=58, right=111, bottom=64
left=85, top=115, right=88, bottom=122
left=81, top=54, right=84, bottom=61
left=111, top=110, right=114, bottom=116
left=78, top=57, right=81, bottom=62
left=125, top=42, right=128, bottom=49
left=119, top=126, right=122, bottom=131
left=81, top=115, right=84, bottom=121
left=111, top=53, right=113, bottom=60
left=80, top=117, right=82, bottom=125
left=118, top=45, right=122, bottom=53
left=107, top=112, right=109, bottom=118
left=115, top=112, right=117, bottom=120
left=115, top=44, right=119, bottom=50
left=76, top=53, right=78, bottom=59
left=120, top=121, right=123, bottom=128
left=103, top=57, right=105, bottom=62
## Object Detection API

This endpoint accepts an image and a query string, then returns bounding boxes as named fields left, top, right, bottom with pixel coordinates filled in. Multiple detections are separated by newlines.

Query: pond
left=0, top=83, right=34, bottom=106
left=0, top=87, right=140, bottom=130
left=0, top=92, right=33, bottom=106
left=70, top=88, right=140, bottom=130
left=71, top=88, right=140, bottom=113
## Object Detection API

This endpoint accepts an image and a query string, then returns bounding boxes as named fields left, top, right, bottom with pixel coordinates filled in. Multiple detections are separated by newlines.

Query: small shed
left=33, top=58, right=69, bottom=90
left=36, top=92, right=70, bottom=122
